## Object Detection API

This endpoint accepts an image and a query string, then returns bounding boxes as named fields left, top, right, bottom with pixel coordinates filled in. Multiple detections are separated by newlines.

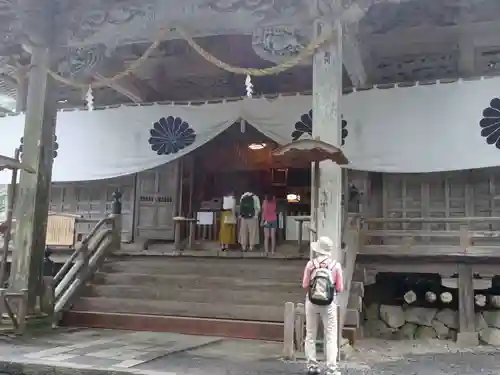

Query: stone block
left=364, top=304, right=379, bottom=321
left=364, top=319, right=395, bottom=339
left=483, top=311, right=500, bottom=329
left=456, top=331, right=479, bottom=346
left=479, top=327, right=500, bottom=345
left=431, top=319, right=449, bottom=339
left=435, top=309, right=458, bottom=329
left=404, top=307, right=437, bottom=327
left=476, top=312, right=488, bottom=332
left=379, top=305, right=405, bottom=329
left=395, top=323, right=418, bottom=340
left=415, top=326, right=437, bottom=339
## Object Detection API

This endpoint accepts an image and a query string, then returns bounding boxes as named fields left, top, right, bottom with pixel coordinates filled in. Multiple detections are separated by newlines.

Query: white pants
left=239, top=217, right=258, bottom=249
left=304, top=298, right=338, bottom=373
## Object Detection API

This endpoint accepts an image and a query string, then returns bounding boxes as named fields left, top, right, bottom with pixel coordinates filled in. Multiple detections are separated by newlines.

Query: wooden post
left=174, top=220, right=182, bottom=251
left=9, top=38, right=58, bottom=312
left=283, top=301, right=295, bottom=359
left=457, top=263, right=479, bottom=346
left=111, top=191, right=122, bottom=250
left=459, top=225, right=471, bottom=253
left=41, top=276, right=54, bottom=317
left=188, top=220, right=196, bottom=250
left=294, top=302, right=305, bottom=353
left=311, top=17, right=343, bottom=261
left=297, top=220, right=303, bottom=252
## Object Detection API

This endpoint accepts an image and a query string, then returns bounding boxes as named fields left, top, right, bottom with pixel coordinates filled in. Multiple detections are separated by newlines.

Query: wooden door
left=136, top=162, right=179, bottom=240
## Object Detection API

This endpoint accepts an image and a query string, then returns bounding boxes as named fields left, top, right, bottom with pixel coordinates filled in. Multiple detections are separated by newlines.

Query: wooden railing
left=52, top=213, right=121, bottom=325
left=360, top=217, right=500, bottom=257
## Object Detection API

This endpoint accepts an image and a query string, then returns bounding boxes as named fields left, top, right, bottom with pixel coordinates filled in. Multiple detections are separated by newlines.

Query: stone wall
left=365, top=303, right=500, bottom=345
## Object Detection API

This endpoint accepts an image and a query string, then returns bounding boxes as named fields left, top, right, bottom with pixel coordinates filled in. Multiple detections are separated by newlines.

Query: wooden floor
left=115, top=241, right=308, bottom=260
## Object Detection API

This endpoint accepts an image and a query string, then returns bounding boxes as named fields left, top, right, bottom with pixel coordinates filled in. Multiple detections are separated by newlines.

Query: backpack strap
left=312, top=259, right=320, bottom=270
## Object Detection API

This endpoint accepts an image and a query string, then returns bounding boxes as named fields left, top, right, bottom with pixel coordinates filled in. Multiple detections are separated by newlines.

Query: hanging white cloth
left=1, top=76, right=500, bottom=183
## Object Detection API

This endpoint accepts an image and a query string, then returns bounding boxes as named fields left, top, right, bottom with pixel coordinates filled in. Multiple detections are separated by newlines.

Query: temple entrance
left=176, top=122, right=313, bottom=252
left=135, top=162, right=179, bottom=241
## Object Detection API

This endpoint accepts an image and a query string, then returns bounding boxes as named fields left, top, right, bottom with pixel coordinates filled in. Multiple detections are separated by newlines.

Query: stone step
left=92, top=272, right=300, bottom=291
left=84, top=284, right=303, bottom=305
left=62, top=311, right=284, bottom=341
left=345, top=308, right=360, bottom=328
left=72, top=297, right=286, bottom=322
left=347, top=292, right=363, bottom=312
left=350, top=281, right=364, bottom=298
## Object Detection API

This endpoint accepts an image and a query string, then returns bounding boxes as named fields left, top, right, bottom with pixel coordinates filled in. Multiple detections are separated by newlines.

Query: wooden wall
left=49, top=162, right=180, bottom=243
left=50, top=175, right=135, bottom=242
left=379, top=167, right=500, bottom=245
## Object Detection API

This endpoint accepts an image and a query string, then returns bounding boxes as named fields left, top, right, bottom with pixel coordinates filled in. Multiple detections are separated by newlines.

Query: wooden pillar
left=311, top=17, right=343, bottom=260
left=457, top=263, right=479, bottom=346
left=9, top=32, right=58, bottom=312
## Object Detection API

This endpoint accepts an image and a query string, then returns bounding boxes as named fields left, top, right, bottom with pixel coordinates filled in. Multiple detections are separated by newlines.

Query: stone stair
left=344, top=280, right=364, bottom=342
left=62, top=256, right=305, bottom=341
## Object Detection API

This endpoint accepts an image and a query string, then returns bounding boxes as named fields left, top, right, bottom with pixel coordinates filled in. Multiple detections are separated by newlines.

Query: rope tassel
left=86, top=86, right=94, bottom=111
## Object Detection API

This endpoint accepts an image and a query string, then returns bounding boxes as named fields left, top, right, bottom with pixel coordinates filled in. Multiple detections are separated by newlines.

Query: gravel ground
left=140, top=339, right=500, bottom=375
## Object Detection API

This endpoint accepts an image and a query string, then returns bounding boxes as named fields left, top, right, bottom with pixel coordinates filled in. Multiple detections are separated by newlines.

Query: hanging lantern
left=245, top=74, right=253, bottom=98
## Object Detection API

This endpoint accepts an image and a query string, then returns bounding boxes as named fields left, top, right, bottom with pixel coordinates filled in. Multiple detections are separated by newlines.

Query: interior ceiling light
left=248, top=143, right=266, bottom=150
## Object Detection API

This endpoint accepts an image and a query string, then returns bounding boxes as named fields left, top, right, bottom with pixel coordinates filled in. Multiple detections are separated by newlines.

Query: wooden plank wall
left=50, top=175, right=135, bottom=242
left=381, top=167, right=500, bottom=244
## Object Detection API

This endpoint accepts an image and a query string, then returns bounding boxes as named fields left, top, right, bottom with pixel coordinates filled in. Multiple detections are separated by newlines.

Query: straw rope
left=46, top=26, right=335, bottom=89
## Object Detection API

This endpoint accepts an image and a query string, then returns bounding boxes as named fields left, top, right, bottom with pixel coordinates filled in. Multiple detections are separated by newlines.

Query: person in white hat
left=302, top=236, right=344, bottom=375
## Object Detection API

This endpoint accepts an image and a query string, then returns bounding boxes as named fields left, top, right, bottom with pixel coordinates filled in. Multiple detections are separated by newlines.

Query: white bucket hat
left=310, top=236, right=334, bottom=256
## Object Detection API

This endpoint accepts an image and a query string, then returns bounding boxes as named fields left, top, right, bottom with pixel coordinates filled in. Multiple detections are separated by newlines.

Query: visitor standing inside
left=302, top=236, right=344, bottom=375
left=239, top=192, right=260, bottom=251
left=261, top=193, right=277, bottom=255
left=219, top=193, right=237, bottom=251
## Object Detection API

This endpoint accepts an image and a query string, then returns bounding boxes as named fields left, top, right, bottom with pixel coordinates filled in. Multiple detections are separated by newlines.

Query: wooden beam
left=342, top=24, right=368, bottom=87
left=457, top=3, right=476, bottom=76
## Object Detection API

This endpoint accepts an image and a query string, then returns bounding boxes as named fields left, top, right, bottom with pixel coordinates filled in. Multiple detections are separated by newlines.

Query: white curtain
left=1, top=76, right=500, bottom=183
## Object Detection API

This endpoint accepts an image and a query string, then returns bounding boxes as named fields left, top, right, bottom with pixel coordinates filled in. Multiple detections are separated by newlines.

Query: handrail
left=53, top=216, right=112, bottom=285
left=364, top=216, right=500, bottom=224
left=54, top=228, right=111, bottom=300
left=364, top=230, right=500, bottom=238
left=54, top=229, right=114, bottom=315
left=51, top=201, right=122, bottom=325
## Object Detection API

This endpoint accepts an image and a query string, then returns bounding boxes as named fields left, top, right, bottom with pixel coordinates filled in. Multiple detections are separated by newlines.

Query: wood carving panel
left=475, top=47, right=500, bottom=75
left=360, top=0, right=500, bottom=35
left=200, top=0, right=305, bottom=24
left=372, top=52, right=458, bottom=83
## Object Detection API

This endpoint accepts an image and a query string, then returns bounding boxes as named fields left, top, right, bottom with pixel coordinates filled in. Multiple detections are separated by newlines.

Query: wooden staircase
left=62, top=256, right=305, bottom=341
